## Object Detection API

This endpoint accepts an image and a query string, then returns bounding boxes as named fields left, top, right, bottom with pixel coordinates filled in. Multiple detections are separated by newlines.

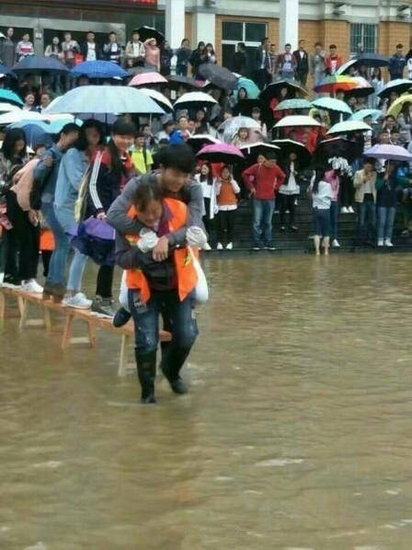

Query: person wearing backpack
left=54, top=120, right=106, bottom=309
left=33, top=123, right=80, bottom=301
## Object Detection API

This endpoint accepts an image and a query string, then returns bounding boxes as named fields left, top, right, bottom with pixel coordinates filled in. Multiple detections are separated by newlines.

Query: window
left=221, top=20, right=267, bottom=73
left=350, top=23, right=377, bottom=56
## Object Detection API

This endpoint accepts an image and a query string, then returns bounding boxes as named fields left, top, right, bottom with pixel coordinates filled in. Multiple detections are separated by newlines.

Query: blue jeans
left=330, top=201, right=339, bottom=241
left=356, top=200, right=376, bottom=240
left=377, top=206, right=396, bottom=241
left=41, top=201, right=70, bottom=286
left=55, top=207, right=88, bottom=292
left=253, top=198, right=275, bottom=247
left=128, top=288, right=198, bottom=354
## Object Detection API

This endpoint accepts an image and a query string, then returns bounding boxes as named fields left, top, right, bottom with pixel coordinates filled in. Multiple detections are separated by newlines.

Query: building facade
left=1, top=0, right=411, bottom=68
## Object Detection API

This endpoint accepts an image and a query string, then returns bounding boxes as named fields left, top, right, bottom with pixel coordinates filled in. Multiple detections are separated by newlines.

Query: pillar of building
left=192, top=11, right=216, bottom=48
left=165, top=0, right=186, bottom=49
left=279, top=0, right=299, bottom=50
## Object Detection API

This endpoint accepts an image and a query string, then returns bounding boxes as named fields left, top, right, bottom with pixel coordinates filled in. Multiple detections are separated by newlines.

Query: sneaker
left=216, top=242, right=223, bottom=250
left=341, top=207, right=349, bottom=214
left=252, top=246, right=261, bottom=251
left=92, top=297, right=116, bottom=317
left=21, top=280, right=43, bottom=294
left=332, top=239, right=340, bottom=247
left=377, top=239, right=384, bottom=247
left=291, top=225, right=298, bottom=232
left=113, top=307, right=132, bottom=328
left=264, top=245, right=276, bottom=251
left=384, top=239, right=394, bottom=247
left=62, top=292, right=92, bottom=309
left=280, top=226, right=286, bottom=232
left=226, top=242, right=233, bottom=250
left=348, top=206, right=355, bottom=213
left=203, top=242, right=212, bottom=250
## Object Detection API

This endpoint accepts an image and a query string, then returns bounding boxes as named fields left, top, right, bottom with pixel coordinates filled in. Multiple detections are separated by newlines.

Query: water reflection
left=1, top=254, right=412, bottom=548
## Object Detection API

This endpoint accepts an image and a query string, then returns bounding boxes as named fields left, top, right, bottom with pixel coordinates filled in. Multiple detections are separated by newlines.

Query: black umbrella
left=239, top=142, right=280, bottom=165
left=197, top=63, right=238, bottom=91
left=271, top=139, right=312, bottom=167
left=377, top=79, right=412, bottom=99
left=136, top=26, right=165, bottom=46
left=356, top=54, right=390, bottom=68
left=260, top=79, right=309, bottom=104
left=187, top=134, right=220, bottom=154
left=314, top=137, right=357, bottom=162
left=232, top=99, right=263, bottom=116
left=167, top=75, right=202, bottom=91
left=0, top=63, right=14, bottom=76
left=12, top=55, right=68, bottom=74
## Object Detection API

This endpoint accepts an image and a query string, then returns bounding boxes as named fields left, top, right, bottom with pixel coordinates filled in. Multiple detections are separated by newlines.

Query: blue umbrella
left=274, top=98, right=312, bottom=111
left=9, top=122, right=53, bottom=148
left=46, top=118, right=83, bottom=134
left=350, top=109, right=382, bottom=122
left=236, top=77, right=260, bottom=99
left=0, top=89, right=23, bottom=107
left=71, top=60, right=128, bottom=80
left=44, top=85, right=165, bottom=115
left=0, top=63, right=14, bottom=76
left=12, top=55, right=68, bottom=74
left=311, top=97, right=353, bottom=115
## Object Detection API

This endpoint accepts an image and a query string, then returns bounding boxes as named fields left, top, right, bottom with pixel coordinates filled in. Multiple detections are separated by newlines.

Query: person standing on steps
left=109, top=146, right=200, bottom=404
left=242, top=153, right=285, bottom=250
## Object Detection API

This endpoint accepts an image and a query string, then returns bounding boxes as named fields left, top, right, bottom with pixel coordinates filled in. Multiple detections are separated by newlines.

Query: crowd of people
left=1, top=27, right=412, bottom=300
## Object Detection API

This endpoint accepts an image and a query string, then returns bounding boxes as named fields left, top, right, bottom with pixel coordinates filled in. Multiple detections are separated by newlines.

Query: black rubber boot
left=161, top=346, right=191, bottom=395
left=136, top=350, right=157, bottom=404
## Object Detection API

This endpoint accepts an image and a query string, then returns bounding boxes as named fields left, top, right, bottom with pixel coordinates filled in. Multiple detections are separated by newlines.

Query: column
left=192, top=11, right=216, bottom=47
left=279, top=0, right=299, bottom=50
left=165, top=0, right=186, bottom=49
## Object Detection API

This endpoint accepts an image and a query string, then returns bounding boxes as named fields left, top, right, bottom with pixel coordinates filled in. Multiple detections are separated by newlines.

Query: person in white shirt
left=308, top=168, right=333, bottom=255
left=81, top=31, right=101, bottom=62
left=194, top=161, right=218, bottom=248
left=125, top=30, right=145, bottom=68
left=278, top=152, right=301, bottom=231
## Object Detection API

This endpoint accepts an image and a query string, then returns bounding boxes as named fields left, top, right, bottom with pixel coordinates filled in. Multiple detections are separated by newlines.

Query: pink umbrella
left=196, top=143, right=245, bottom=164
left=128, top=72, right=168, bottom=87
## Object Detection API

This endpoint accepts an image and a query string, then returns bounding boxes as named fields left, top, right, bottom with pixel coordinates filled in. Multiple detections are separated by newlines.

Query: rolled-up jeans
left=55, top=206, right=89, bottom=292
left=253, top=198, right=275, bottom=247
left=41, top=201, right=70, bottom=285
left=128, top=288, right=198, bottom=355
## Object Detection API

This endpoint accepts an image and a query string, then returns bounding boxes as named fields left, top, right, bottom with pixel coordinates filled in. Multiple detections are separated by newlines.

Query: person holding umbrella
left=242, top=152, right=285, bottom=250
left=143, top=38, right=160, bottom=72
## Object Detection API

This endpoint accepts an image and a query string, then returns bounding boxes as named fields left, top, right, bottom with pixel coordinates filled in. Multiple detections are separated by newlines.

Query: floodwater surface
left=1, top=253, right=412, bottom=549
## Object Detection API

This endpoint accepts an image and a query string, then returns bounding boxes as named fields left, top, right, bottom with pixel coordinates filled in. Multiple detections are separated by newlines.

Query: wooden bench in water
left=0, top=286, right=171, bottom=376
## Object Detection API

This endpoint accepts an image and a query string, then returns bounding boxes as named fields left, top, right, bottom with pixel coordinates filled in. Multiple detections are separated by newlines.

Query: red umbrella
left=196, top=143, right=245, bottom=164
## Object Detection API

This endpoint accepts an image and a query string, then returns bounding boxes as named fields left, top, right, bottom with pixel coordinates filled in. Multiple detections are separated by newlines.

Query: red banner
left=52, top=0, right=157, bottom=5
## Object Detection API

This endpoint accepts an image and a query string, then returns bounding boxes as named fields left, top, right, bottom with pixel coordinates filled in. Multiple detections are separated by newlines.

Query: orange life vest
left=125, top=197, right=198, bottom=303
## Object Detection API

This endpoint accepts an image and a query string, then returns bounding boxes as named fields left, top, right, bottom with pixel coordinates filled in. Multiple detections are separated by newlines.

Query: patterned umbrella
left=314, top=75, right=358, bottom=94
left=71, top=60, right=128, bottom=79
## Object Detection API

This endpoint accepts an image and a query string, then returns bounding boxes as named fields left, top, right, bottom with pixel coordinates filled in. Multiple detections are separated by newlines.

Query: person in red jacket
left=242, top=153, right=285, bottom=250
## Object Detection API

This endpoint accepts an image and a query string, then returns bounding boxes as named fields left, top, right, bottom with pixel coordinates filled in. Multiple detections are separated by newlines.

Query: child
left=216, top=165, right=240, bottom=250
left=231, top=127, right=251, bottom=147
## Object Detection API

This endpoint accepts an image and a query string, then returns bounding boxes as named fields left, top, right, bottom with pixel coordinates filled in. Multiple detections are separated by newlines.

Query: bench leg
left=118, top=334, right=137, bottom=377
left=87, top=320, right=96, bottom=347
left=62, top=314, right=74, bottom=349
left=62, top=314, right=97, bottom=348
left=0, top=292, right=5, bottom=321
left=18, top=296, right=27, bottom=330
left=43, top=306, right=52, bottom=331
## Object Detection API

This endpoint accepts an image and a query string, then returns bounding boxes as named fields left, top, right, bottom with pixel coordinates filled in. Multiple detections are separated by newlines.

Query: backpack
left=30, top=149, right=56, bottom=210
left=74, top=151, right=103, bottom=222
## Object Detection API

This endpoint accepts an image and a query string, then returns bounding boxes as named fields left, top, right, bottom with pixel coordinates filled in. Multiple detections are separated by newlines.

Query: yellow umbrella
left=387, top=94, right=412, bottom=118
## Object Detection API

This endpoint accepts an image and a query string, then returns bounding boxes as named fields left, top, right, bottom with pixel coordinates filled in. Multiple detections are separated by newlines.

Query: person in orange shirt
left=215, top=165, right=240, bottom=250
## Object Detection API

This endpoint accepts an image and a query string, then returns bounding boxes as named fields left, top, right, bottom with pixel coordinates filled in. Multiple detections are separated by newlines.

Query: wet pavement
left=1, top=254, right=412, bottom=549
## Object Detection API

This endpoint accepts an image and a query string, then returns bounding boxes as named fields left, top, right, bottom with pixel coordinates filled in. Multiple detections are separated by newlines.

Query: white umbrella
left=327, top=120, right=371, bottom=135
left=364, top=144, right=412, bottom=162
left=174, top=92, right=218, bottom=108
left=273, top=115, right=321, bottom=129
left=336, top=59, right=357, bottom=75
left=0, top=110, right=46, bottom=126
left=217, top=115, right=261, bottom=143
left=137, top=87, right=174, bottom=112
left=0, top=103, right=21, bottom=113
left=44, top=85, right=165, bottom=115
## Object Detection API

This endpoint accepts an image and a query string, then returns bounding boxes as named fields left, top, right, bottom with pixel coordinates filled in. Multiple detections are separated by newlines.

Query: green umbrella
left=274, top=98, right=312, bottom=111
left=236, top=77, right=260, bottom=99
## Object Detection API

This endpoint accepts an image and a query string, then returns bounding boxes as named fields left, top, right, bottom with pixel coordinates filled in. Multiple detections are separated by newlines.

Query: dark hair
left=132, top=180, right=163, bottom=211
left=314, top=41, right=322, bottom=47
left=59, top=122, right=80, bottom=137
left=109, top=31, right=117, bottom=37
left=220, top=164, right=231, bottom=177
left=76, top=119, right=106, bottom=151
left=285, top=43, right=291, bottom=48
left=199, top=161, right=214, bottom=185
left=237, top=42, right=245, bottom=50
left=396, top=43, right=403, bottom=49
left=135, top=131, right=145, bottom=139
left=112, top=119, right=136, bottom=137
left=261, top=37, right=268, bottom=45
left=1, top=128, right=26, bottom=161
left=329, top=44, right=337, bottom=49
left=311, top=167, right=327, bottom=195
left=156, top=144, right=196, bottom=173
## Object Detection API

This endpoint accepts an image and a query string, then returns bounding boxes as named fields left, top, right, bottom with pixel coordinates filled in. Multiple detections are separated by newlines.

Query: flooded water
left=1, top=253, right=412, bottom=549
